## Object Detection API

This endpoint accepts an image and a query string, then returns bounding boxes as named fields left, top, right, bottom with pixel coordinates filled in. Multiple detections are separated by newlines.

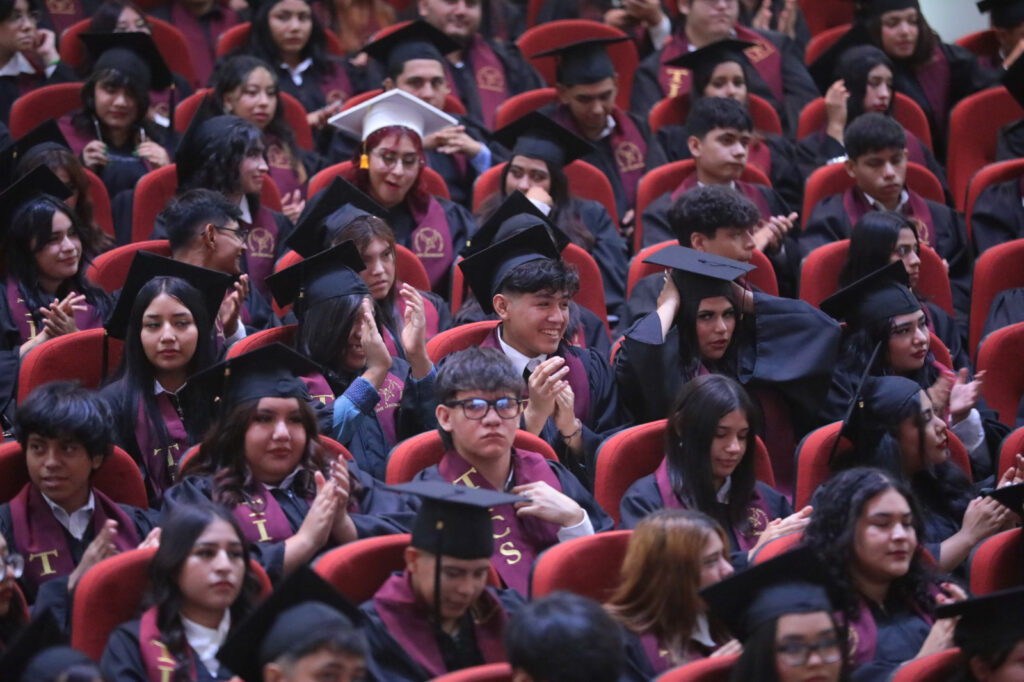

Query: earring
left=359, top=153, right=369, bottom=169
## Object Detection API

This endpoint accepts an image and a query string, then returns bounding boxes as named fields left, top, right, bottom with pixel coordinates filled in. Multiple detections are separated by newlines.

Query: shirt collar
left=266, top=467, right=302, bottom=491
left=715, top=476, right=732, bottom=504
left=597, top=114, right=616, bottom=140
left=182, top=611, right=231, bottom=676
left=40, top=490, right=96, bottom=541
left=237, top=195, right=253, bottom=224
left=863, top=188, right=909, bottom=212
left=0, top=52, right=35, bottom=77
left=691, top=613, right=716, bottom=648
left=697, top=180, right=738, bottom=191
left=154, top=380, right=186, bottom=396
left=281, top=57, right=313, bottom=86
left=497, top=325, right=546, bottom=377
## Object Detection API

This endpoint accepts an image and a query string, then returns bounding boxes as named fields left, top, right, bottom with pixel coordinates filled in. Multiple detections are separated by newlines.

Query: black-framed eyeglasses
left=215, top=224, right=251, bottom=242
left=775, top=638, right=843, bottom=667
left=443, top=397, right=527, bottom=420
left=1, top=553, right=24, bottom=580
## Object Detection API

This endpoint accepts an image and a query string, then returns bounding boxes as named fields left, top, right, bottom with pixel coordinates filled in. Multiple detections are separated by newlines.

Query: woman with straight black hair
left=619, top=374, right=807, bottom=566
left=100, top=503, right=261, bottom=681
left=100, top=275, right=220, bottom=507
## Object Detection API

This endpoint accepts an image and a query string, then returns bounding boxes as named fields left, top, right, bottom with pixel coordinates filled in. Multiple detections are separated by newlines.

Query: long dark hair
left=729, top=616, right=849, bottom=682
left=839, top=211, right=915, bottom=287
left=494, top=159, right=596, bottom=251
left=145, top=504, right=260, bottom=682
left=88, top=0, right=151, bottom=33
left=107, top=277, right=217, bottom=470
left=210, top=54, right=306, bottom=184
left=3, top=196, right=110, bottom=322
left=247, top=0, right=334, bottom=80
left=835, top=45, right=895, bottom=122
left=801, top=468, right=937, bottom=621
left=177, top=117, right=265, bottom=212
left=861, top=6, right=941, bottom=67
left=673, top=277, right=740, bottom=377
left=665, top=374, right=761, bottom=532
left=332, top=214, right=399, bottom=328
left=71, top=67, right=159, bottom=145
left=295, top=293, right=376, bottom=385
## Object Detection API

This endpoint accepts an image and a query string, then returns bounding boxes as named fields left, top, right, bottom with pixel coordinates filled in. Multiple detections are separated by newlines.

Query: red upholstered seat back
left=627, top=240, right=778, bottom=299
left=86, top=240, right=172, bottom=293
left=796, top=93, right=932, bottom=151
left=17, top=328, right=125, bottom=403
left=225, top=324, right=297, bottom=358
left=432, top=664, right=514, bottom=682
left=657, top=654, right=739, bottom=681
left=969, top=528, right=1023, bottom=595
left=649, top=93, right=782, bottom=136
left=530, top=530, right=632, bottom=601
left=494, top=88, right=556, bottom=130
left=890, top=649, right=963, bottom=682
left=9, top=83, right=81, bottom=138
left=970, top=241, right=1024, bottom=357
left=175, top=88, right=313, bottom=150
left=385, top=430, right=556, bottom=485
left=978, top=322, right=1024, bottom=428
left=965, top=159, right=1024, bottom=249
left=948, top=88, right=1023, bottom=211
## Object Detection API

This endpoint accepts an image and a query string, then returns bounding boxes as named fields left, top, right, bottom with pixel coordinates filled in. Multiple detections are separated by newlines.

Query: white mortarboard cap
left=328, top=89, right=457, bottom=141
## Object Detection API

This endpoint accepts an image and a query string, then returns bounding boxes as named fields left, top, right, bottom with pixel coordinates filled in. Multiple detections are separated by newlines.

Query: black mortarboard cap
left=363, top=20, right=460, bottom=74
left=938, top=586, right=1024, bottom=654
left=1003, top=49, right=1024, bottom=109
left=841, top=374, right=921, bottom=441
left=266, top=241, right=369, bottom=315
left=217, top=565, right=362, bottom=682
left=390, top=480, right=527, bottom=559
left=979, top=0, right=1024, bottom=27
left=284, top=176, right=387, bottom=258
left=700, top=546, right=836, bottom=641
left=819, top=261, right=919, bottom=328
left=808, top=21, right=873, bottom=93
left=458, top=224, right=563, bottom=314
left=642, top=245, right=755, bottom=282
left=988, top=482, right=1024, bottom=517
left=492, top=111, right=594, bottom=168
left=0, top=164, right=72, bottom=230
left=664, top=38, right=756, bottom=72
left=79, top=31, right=173, bottom=92
left=105, top=251, right=235, bottom=339
left=0, top=118, right=70, bottom=188
left=187, top=342, right=320, bottom=409
left=531, top=36, right=628, bottom=86
left=846, top=0, right=920, bottom=19
left=464, top=190, right=569, bottom=257
left=0, top=611, right=76, bottom=681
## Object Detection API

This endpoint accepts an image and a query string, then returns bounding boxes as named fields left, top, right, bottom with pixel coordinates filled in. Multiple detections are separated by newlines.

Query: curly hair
left=178, top=117, right=265, bottom=200
left=667, top=185, right=760, bottom=247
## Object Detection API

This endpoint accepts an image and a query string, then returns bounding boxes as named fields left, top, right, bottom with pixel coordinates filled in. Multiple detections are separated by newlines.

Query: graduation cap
left=0, top=164, right=73, bottom=229
left=937, top=586, right=1024, bottom=655
left=458, top=224, right=563, bottom=314
left=284, top=176, right=387, bottom=258
left=329, top=89, right=457, bottom=141
left=530, top=36, right=629, bottom=86
left=217, top=565, right=363, bottom=682
left=491, top=111, right=594, bottom=168
left=819, top=261, right=919, bottom=328
left=978, top=0, right=1024, bottom=27
left=0, top=610, right=85, bottom=682
left=1003, top=48, right=1024, bottom=110
left=79, top=31, right=174, bottom=92
left=266, top=240, right=369, bottom=317
left=839, top=374, right=921, bottom=443
left=463, top=190, right=568, bottom=258
left=663, top=39, right=757, bottom=75
left=104, top=251, right=235, bottom=340
left=845, top=0, right=920, bottom=19
left=807, top=21, right=873, bottom=93
left=187, top=342, right=321, bottom=409
left=988, top=482, right=1024, bottom=517
left=363, top=20, right=461, bottom=74
left=700, top=546, right=837, bottom=641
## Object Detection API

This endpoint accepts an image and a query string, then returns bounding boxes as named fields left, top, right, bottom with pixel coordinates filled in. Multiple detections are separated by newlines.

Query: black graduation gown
left=387, top=198, right=476, bottom=298
left=970, top=177, right=1024, bottom=255
left=614, top=292, right=841, bottom=427
left=100, top=619, right=231, bottom=682
left=849, top=599, right=932, bottom=682
left=358, top=584, right=525, bottom=682
left=162, top=464, right=413, bottom=583
left=446, top=38, right=545, bottom=130
left=565, top=198, right=628, bottom=321
left=657, top=123, right=804, bottom=213
left=996, top=118, right=1024, bottom=161
left=800, top=192, right=972, bottom=319
left=0, top=59, right=76, bottom=125
left=630, top=27, right=819, bottom=139
left=425, top=113, right=505, bottom=208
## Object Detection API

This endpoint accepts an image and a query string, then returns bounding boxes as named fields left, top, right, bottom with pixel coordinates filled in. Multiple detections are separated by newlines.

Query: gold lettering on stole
left=29, top=549, right=59, bottom=576
left=248, top=512, right=273, bottom=542
left=665, top=68, right=689, bottom=99
left=491, top=513, right=521, bottom=565
left=150, top=640, right=177, bottom=682
left=17, top=297, right=36, bottom=339
left=451, top=468, right=479, bottom=488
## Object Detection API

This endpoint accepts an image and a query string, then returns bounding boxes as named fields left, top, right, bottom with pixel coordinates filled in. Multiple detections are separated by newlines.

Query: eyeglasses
left=215, top=224, right=251, bottom=242
left=893, top=244, right=920, bottom=257
left=372, top=149, right=422, bottom=170
left=443, top=397, right=527, bottom=420
left=6, top=9, right=39, bottom=25
left=775, top=638, right=843, bottom=667
left=1, top=553, right=24, bottom=580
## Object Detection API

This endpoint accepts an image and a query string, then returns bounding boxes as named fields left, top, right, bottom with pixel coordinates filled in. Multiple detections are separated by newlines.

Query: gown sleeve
left=969, top=179, right=1024, bottom=255
left=798, top=194, right=852, bottom=256
left=618, top=474, right=662, bottom=530
left=550, top=460, right=614, bottom=532
left=638, top=192, right=675, bottom=249
left=100, top=621, right=150, bottom=682
left=630, top=51, right=665, bottom=117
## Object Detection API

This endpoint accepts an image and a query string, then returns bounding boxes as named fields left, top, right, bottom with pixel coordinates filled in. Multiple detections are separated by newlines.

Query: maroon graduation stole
left=670, top=174, right=772, bottom=220
left=266, top=133, right=305, bottom=200
left=904, top=130, right=929, bottom=168
left=913, top=47, right=951, bottom=137
left=657, top=27, right=783, bottom=102
left=9, top=483, right=139, bottom=589
left=480, top=327, right=590, bottom=422
left=653, top=459, right=771, bottom=552
left=407, top=196, right=455, bottom=290
left=372, top=572, right=509, bottom=678
left=551, top=104, right=647, bottom=209
left=841, top=187, right=936, bottom=250
left=4, top=277, right=103, bottom=344
left=134, top=392, right=190, bottom=504
left=318, top=62, right=354, bottom=109
left=300, top=370, right=405, bottom=447
left=139, top=606, right=198, bottom=682
left=302, top=372, right=336, bottom=408
left=170, top=2, right=239, bottom=86
left=439, top=449, right=562, bottom=594
left=43, top=0, right=84, bottom=41
left=444, top=36, right=508, bottom=130
left=242, top=206, right=281, bottom=299
left=639, top=633, right=675, bottom=675
left=382, top=289, right=443, bottom=358
left=230, top=482, right=297, bottom=544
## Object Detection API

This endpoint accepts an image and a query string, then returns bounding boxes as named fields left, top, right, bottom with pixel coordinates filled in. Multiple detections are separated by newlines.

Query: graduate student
left=800, top=113, right=972, bottom=319
left=359, top=481, right=526, bottom=681
left=168, top=343, right=412, bottom=583
left=639, top=97, right=799, bottom=297
left=99, top=252, right=234, bottom=507
left=266, top=240, right=438, bottom=481
left=100, top=503, right=262, bottom=682
left=0, top=0, right=75, bottom=125
left=936, top=586, right=1024, bottom=682
left=533, top=36, right=667, bottom=225
left=0, top=531, right=28, bottom=652
left=629, top=0, right=818, bottom=138
left=330, top=89, right=478, bottom=296
left=217, top=565, right=367, bottom=682
left=457, top=219, right=623, bottom=487
left=416, top=0, right=543, bottom=130
left=363, top=20, right=500, bottom=208
left=0, top=382, right=157, bottom=605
